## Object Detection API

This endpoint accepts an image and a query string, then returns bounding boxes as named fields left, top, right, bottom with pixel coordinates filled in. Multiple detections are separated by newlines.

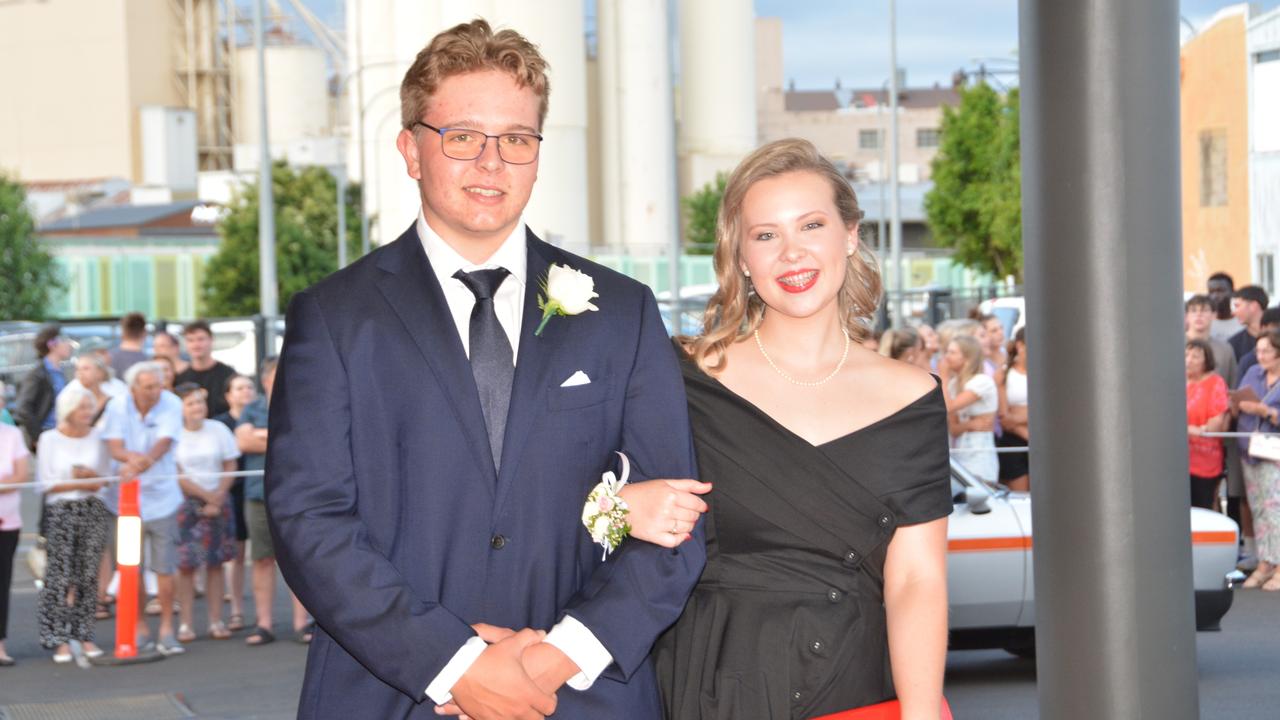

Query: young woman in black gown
left=619, top=139, right=951, bottom=719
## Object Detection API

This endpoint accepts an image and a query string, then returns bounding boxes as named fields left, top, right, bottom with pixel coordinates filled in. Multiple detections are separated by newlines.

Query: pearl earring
left=743, top=269, right=751, bottom=277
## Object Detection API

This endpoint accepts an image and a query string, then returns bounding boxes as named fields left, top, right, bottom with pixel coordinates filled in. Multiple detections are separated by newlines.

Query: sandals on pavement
left=95, top=602, right=113, bottom=620
left=208, top=621, right=232, bottom=640
left=0, top=655, right=15, bottom=667
left=294, top=622, right=315, bottom=644
left=177, top=624, right=197, bottom=643
left=245, top=627, right=276, bottom=646
left=227, top=614, right=246, bottom=632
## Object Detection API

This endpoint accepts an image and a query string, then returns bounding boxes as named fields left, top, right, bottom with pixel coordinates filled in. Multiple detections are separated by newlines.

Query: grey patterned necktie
left=453, top=268, right=515, bottom=471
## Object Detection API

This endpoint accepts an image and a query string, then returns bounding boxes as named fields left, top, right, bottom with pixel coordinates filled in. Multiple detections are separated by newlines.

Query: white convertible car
left=946, top=460, right=1241, bottom=657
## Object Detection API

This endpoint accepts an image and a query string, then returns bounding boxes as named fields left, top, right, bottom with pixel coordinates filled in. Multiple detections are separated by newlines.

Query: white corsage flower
left=583, top=452, right=632, bottom=559
left=536, top=264, right=599, bottom=336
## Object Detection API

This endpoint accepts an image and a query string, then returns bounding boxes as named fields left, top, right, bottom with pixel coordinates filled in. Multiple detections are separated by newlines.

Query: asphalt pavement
left=4, top=478, right=1280, bottom=718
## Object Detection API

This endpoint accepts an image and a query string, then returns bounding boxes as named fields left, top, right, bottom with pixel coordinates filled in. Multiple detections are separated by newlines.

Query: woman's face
left=1258, top=337, right=1279, bottom=371
left=153, top=333, right=178, bottom=360
left=226, top=376, right=256, bottom=409
left=944, top=341, right=966, bottom=372
left=75, top=357, right=104, bottom=388
left=182, top=391, right=208, bottom=424
left=737, top=171, right=856, bottom=323
left=918, top=325, right=939, bottom=354
left=69, top=396, right=95, bottom=429
left=1185, top=346, right=1206, bottom=377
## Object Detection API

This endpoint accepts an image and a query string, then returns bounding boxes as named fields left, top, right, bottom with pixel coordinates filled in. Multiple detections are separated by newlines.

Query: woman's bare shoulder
left=849, top=349, right=939, bottom=402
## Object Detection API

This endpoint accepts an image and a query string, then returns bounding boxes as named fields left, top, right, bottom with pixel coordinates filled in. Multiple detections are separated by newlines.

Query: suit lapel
left=374, top=224, right=498, bottom=491
left=495, top=231, right=565, bottom=498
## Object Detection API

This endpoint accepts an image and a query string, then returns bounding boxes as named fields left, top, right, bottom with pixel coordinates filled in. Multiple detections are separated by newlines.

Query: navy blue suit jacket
left=265, top=224, right=704, bottom=719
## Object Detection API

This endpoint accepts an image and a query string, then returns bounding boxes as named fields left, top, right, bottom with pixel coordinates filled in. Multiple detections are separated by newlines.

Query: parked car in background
left=947, top=458, right=1240, bottom=658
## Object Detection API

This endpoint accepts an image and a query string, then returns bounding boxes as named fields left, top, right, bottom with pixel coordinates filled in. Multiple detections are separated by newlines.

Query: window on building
left=917, top=128, right=940, bottom=148
left=859, top=129, right=882, bottom=150
left=1199, top=129, right=1227, bottom=207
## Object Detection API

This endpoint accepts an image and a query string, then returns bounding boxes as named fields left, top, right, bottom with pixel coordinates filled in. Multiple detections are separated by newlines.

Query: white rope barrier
left=0, top=469, right=264, bottom=493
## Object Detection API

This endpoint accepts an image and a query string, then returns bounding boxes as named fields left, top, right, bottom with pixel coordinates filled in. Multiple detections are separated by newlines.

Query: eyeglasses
left=413, top=122, right=543, bottom=165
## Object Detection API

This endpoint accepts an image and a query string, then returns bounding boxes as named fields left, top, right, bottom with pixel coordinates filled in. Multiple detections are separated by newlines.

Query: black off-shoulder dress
left=655, top=355, right=953, bottom=720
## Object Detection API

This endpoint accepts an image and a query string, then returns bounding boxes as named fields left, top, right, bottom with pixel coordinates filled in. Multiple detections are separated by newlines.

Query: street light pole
left=887, top=0, right=903, bottom=327
left=253, top=0, right=278, bottom=321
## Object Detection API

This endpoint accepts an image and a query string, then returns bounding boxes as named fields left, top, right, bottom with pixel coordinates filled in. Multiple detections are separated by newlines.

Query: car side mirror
left=964, top=484, right=993, bottom=515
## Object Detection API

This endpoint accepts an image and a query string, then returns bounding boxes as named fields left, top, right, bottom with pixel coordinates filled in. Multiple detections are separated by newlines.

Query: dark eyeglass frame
left=413, top=121, right=544, bottom=165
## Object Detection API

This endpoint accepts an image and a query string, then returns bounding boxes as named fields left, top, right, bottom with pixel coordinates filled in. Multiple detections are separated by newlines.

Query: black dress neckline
left=680, top=355, right=944, bottom=449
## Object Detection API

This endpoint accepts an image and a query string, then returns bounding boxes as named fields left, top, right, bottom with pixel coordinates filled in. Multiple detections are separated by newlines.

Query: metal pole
left=669, top=2, right=682, bottom=333
left=877, top=81, right=886, bottom=260
left=887, top=0, right=903, bottom=328
left=336, top=160, right=347, bottom=269
left=1020, top=1, right=1198, bottom=718
left=355, top=0, right=369, bottom=256
left=254, top=0, right=278, bottom=321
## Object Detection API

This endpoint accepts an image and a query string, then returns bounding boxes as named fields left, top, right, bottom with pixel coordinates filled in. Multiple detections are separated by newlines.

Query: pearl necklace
left=754, top=328, right=851, bottom=387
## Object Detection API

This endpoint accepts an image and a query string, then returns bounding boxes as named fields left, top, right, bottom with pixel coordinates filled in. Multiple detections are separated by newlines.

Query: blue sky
left=296, top=0, right=1271, bottom=89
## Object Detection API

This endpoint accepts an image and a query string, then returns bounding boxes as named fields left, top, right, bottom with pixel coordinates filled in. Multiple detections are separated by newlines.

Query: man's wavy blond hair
left=684, top=138, right=883, bottom=374
left=400, top=18, right=550, bottom=130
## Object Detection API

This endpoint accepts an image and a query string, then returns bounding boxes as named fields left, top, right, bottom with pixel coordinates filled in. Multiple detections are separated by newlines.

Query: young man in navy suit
left=265, top=19, right=705, bottom=720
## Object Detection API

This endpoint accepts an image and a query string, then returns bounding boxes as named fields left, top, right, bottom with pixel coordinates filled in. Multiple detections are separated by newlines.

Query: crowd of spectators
left=0, top=313, right=308, bottom=666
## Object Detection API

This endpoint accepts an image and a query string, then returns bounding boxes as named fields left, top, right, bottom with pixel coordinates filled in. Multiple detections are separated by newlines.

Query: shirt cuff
left=544, top=615, right=614, bottom=691
left=424, top=635, right=487, bottom=705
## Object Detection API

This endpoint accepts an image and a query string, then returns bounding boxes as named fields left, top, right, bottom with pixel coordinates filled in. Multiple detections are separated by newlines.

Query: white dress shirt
left=416, top=210, right=614, bottom=704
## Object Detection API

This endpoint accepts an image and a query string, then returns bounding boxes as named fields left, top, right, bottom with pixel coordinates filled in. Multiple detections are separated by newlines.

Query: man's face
left=47, top=336, right=71, bottom=363
left=1208, top=279, right=1233, bottom=315
left=1186, top=304, right=1214, bottom=333
left=1232, top=297, right=1262, bottom=325
left=184, top=329, right=212, bottom=362
left=396, top=70, right=541, bottom=257
left=132, top=371, right=162, bottom=410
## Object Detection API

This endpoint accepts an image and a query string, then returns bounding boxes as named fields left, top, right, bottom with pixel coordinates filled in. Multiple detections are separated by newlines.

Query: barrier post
left=113, top=478, right=141, bottom=659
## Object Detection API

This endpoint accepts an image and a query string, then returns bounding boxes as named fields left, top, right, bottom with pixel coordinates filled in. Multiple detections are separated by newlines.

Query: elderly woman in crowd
left=1186, top=338, right=1229, bottom=510
left=996, top=328, right=1031, bottom=491
left=213, top=374, right=255, bottom=631
left=65, top=354, right=124, bottom=425
left=941, top=334, right=999, bottom=483
left=36, top=387, right=113, bottom=662
left=1235, top=329, right=1280, bottom=590
left=0, top=397, right=29, bottom=666
left=173, top=383, right=241, bottom=641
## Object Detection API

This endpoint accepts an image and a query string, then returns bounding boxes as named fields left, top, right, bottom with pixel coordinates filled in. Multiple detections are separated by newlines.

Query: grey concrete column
left=1019, top=1, right=1199, bottom=718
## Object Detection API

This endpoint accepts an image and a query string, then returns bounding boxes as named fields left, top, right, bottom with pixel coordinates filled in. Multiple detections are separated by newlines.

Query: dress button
left=792, top=691, right=802, bottom=701
left=810, top=640, right=823, bottom=653
left=828, top=590, right=841, bottom=603
left=490, top=534, right=507, bottom=550
left=878, top=513, right=893, bottom=528
left=843, top=550, right=860, bottom=565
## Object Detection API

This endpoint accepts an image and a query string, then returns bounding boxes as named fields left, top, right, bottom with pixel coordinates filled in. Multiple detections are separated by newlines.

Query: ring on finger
left=670, top=518, right=679, bottom=534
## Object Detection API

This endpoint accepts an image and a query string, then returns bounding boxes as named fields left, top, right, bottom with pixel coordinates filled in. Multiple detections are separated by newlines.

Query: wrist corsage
left=582, top=451, right=632, bottom=560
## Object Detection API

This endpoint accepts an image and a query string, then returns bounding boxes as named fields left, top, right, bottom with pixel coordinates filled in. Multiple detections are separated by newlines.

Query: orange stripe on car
left=948, top=537, right=1032, bottom=552
left=948, top=531, right=1235, bottom=553
left=1191, top=531, right=1236, bottom=545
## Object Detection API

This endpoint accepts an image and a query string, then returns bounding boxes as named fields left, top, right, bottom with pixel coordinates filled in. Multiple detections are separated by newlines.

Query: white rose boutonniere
left=536, top=264, right=599, bottom=336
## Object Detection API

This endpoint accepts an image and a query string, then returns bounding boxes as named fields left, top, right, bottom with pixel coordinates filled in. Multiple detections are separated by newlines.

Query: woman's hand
left=1187, top=424, right=1203, bottom=437
left=617, top=479, right=712, bottom=548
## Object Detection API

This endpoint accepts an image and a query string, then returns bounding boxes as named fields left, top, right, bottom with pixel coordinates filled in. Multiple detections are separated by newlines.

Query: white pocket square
left=560, top=370, right=591, bottom=387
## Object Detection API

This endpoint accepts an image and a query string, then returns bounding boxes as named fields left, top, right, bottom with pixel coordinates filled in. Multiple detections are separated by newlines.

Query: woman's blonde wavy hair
left=684, top=138, right=883, bottom=373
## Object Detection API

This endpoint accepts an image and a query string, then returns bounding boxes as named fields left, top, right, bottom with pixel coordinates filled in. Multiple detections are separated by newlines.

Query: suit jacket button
left=828, top=590, right=841, bottom=603
left=878, top=513, right=893, bottom=528
left=810, top=640, right=823, bottom=653
left=490, top=534, right=507, bottom=550
left=843, top=550, right=859, bottom=566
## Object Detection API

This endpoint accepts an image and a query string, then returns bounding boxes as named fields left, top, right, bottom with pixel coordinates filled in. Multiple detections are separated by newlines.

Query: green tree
left=203, top=161, right=362, bottom=316
left=682, top=172, right=727, bottom=256
left=924, top=83, right=1023, bottom=282
left=0, top=173, right=63, bottom=320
